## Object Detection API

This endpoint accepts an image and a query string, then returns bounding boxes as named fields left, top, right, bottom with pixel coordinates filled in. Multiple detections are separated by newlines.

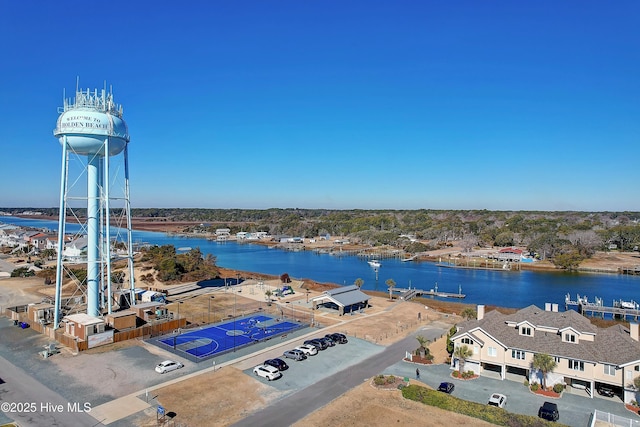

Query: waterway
left=3, top=216, right=639, bottom=311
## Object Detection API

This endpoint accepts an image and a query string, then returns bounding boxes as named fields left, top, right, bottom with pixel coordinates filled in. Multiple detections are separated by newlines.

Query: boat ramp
left=565, top=293, right=640, bottom=320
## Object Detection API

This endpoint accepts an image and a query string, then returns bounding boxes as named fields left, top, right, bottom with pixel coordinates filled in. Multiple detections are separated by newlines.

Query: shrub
left=524, top=379, right=529, bottom=387
left=462, top=371, right=474, bottom=379
left=452, top=370, right=460, bottom=378
left=373, top=375, right=386, bottom=386
left=553, top=383, right=564, bottom=394
left=530, top=383, right=539, bottom=391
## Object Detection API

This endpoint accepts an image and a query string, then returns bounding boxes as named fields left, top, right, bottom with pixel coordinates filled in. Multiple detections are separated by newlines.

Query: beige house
left=451, top=304, right=640, bottom=403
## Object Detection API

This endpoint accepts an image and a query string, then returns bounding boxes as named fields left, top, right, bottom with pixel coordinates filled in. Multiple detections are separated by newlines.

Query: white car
left=253, top=364, right=282, bottom=381
left=488, top=393, right=507, bottom=408
left=155, top=360, right=184, bottom=374
left=296, top=344, right=318, bottom=356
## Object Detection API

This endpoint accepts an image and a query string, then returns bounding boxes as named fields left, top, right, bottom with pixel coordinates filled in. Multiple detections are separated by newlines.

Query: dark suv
left=319, top=336, right=335, bottom=347
left=326, top=333, right=348, bottom=344
left=538, top=402, right=559, bottom=421
left=264, top=358, right=289, bottom=371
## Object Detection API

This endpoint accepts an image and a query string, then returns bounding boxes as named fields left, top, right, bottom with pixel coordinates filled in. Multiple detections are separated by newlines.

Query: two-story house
left=451, top=304, right=640, bottom=403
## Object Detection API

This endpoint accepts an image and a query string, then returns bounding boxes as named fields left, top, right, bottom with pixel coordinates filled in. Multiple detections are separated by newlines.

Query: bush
left=553, top=383, right=564, bottom=394
left=524, top=379, right=529, bottom=387
left=461, top=371, right=475, bottom=379
left=373, top=375, right=386, bottom=386
left=452, top=370, right=460, bottom=378
left=530, top=383, right=539, bottom=391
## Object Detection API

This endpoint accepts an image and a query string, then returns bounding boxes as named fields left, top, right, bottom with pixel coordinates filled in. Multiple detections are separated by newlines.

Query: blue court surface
left=157, top=315, right=302, bottom=359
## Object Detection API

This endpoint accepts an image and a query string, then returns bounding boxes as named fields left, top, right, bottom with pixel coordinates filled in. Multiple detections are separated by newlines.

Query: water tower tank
left=54, top=88, right=129, bottom=155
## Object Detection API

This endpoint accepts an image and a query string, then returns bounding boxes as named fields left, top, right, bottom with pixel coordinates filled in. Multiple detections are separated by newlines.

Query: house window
left=554, top=356, right=561, bottom=363
left=604, top=365, right=616, bottom=376
left=635, top=365, right=640, bottom=371
left=488, top=347, right=497, bottom=357
left=564, top=333, right=576, bottom=343
left=462, top=338, right=474, bottom=345
left=568, top=360, right=584, bottom=371
left=511, top=350, right=525, bottom=360
left=521, top=327, right=532, bottom=336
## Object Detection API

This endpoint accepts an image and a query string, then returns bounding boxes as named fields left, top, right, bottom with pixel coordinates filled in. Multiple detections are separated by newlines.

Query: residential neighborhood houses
left=451, top=304, right=640, bottom=404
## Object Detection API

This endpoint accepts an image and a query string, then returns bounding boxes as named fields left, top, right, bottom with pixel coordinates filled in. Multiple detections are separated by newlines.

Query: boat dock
left=565, top=293, right=640, bottom=320
left=392, top=283, right=466, bottom=300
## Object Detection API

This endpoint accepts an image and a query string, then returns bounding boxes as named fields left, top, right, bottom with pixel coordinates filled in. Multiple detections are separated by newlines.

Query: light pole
left=208, top=295, right=215, bottom=324
left=177, top=301, right=183, bottom=328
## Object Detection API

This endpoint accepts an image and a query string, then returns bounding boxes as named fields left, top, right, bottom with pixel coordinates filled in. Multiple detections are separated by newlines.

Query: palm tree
left=416, top=335, right=430, bottom=358
left=354, top=278, right=364, bottom=289
left=385, top=278, right=396, bottom=300
left=460, top=307, right=477, bottom=320
left=265, top=290, right=273, bottom=306
left=532, top=353, right=557, bottom=390
left=453, top=344, right=473, bottom=374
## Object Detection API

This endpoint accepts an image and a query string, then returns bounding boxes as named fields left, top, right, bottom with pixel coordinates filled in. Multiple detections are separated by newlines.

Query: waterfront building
left=451, top=304, right=640, bottom=403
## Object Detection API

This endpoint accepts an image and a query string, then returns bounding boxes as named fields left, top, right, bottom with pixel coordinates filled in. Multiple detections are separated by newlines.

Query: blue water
left=3, top=216, right=640, bottom=311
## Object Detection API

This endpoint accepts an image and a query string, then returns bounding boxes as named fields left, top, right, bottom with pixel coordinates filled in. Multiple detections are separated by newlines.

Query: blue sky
left=1, top=1, right=638, bottom=211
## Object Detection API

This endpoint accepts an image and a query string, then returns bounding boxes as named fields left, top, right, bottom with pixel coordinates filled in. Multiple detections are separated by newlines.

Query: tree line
left=4, top=208, right=640, bottom=269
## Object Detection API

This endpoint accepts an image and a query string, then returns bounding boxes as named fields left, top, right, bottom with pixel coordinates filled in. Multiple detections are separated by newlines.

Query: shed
left=311, top=285, right=370, bottom=315
left=105, top=310, right=137, bottom=330
left=131, top=301, right=168, bottom=322
left=62, top=313, right=105, bottom=341
left=27, top=302, right=55, bottom=325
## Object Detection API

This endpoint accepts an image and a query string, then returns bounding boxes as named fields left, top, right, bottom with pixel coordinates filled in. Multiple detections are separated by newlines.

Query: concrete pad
left=89, top=395, right=150, bottom=425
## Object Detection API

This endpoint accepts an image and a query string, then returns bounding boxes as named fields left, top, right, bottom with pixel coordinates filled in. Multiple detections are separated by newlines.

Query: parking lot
left=383, top=362, right=637, bottom=426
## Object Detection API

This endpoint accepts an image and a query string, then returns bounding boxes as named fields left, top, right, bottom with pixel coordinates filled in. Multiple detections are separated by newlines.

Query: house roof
left=453, top=305, right=640, bottom=366
left=313, top=285, right=370, bottom=308
left=64, top=313, right=104, bottom=326
left=499, top=247, right=523, bottom=254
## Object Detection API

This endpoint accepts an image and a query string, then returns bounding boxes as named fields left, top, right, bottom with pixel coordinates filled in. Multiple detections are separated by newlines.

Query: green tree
left=532, top=353, right=557, bottom=390
left=633, top=375, right=640, bottom=390
left=460, top=307, right=476, bottom=320
left=265, top=290, right=273, bottom=306
left=353, top=278, right=364, bottom=289
left=552, top=251, right=584, bottom=270
left=446, top=324, right=457, bottom=354
left=453, top=344, right=473, bottom=374
left=385, top=278, right=396, bottom=300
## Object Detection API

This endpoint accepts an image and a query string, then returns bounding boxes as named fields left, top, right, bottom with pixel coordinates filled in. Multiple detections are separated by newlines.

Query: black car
left=264, top=358, right=289, bottom=371
left=326, top=333, right=348, bottom=344
left=538, top=401, right=559, bottom=421
left=304, top=339, right=328, bottom=350
left=437, top=382, right=455, bottom=394
left=597, top=386, right=615, bottom=397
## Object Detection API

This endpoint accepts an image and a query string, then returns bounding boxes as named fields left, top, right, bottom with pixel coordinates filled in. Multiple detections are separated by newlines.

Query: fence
left=591, top=409, right=640, bottom=427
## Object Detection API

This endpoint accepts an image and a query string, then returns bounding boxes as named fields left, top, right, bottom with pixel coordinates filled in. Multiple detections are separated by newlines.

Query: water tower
left=52, top=83, right=135, bottom=326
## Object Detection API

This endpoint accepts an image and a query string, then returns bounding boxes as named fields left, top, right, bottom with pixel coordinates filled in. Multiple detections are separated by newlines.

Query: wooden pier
left=565, top=293, right=640, bottom=320
left=393, top=284, right=466, bottom=301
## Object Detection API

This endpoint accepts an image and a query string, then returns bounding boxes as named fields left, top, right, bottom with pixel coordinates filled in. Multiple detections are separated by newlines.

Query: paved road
left=0, top=355, right=99, bottom=427
left=232, top=327, right=445, bottom=427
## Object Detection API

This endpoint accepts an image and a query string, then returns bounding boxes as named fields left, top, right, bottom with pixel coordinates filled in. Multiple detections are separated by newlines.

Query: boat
left=368, top=260, right=381, bottom=268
